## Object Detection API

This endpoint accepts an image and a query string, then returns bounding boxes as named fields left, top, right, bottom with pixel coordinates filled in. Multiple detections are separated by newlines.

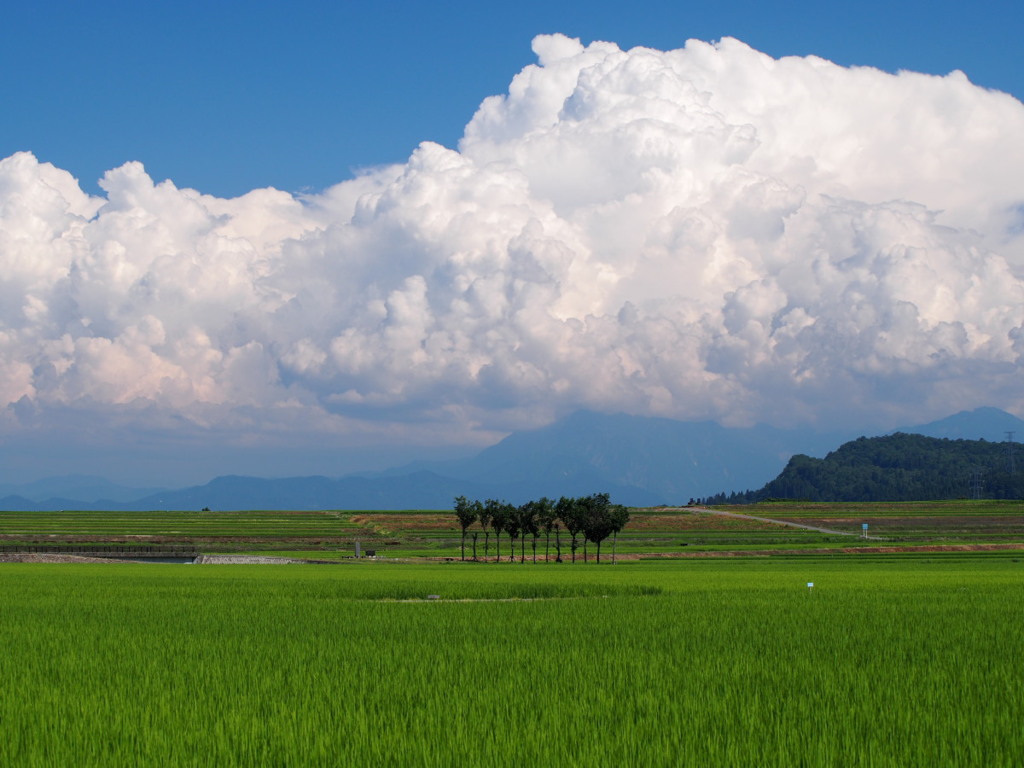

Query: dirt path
left=601, top=542, right=1024, bottom=560
left=0, top=553, right=133, bottom=564
left=669, top=506, right=886, bottom=540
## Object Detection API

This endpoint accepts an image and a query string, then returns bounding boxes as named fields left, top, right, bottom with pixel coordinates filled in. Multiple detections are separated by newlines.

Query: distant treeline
left=693, top=433, right=1024, bottom=505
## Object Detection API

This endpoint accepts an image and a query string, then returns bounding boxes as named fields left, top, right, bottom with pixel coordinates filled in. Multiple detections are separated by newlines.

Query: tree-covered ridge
left=699, top=433, right=1024, bottom=504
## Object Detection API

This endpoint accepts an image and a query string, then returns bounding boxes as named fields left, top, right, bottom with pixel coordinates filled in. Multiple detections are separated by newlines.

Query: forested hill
left=701, top=433, right=1023, bottom=503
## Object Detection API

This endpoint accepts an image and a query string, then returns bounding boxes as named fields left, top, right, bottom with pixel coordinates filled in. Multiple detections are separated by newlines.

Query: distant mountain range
left=0, top=475, right=167, bottom=505
left=3, top=407, right=1023, bottom=511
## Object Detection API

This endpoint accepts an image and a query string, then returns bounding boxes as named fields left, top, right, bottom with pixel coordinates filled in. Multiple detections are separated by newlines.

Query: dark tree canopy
left=453, top=495, right=478, bottom=561
left=450, top=493, right=628, bottom=563
left=698, top=433, right=1024, bottom=504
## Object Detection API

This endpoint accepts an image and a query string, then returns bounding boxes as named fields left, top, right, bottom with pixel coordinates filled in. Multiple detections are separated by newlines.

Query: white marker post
left=807, top=582, right=814, bottom=594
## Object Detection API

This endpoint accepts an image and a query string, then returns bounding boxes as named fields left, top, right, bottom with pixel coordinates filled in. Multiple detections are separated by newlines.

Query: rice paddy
left=2, top=501, right=1022, bottom=559
left=0, top=555, right=1021, bottom=766
left=1, top=503, right=1021, bottom=764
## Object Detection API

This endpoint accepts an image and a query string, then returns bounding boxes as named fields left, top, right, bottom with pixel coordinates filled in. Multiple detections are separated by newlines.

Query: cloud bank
left=4, top=34, right=1024, bottom=462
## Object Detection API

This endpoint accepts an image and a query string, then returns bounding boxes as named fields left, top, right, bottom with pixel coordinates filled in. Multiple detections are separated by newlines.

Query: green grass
left=0, top=556, right=1021, bottom=766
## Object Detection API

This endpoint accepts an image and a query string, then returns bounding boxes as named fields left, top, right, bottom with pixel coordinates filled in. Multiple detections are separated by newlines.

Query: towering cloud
left=3, top=34, right=1024, bottom=455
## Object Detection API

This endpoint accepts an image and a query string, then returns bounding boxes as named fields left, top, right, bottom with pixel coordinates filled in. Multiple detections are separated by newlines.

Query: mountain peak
left=898, top=407, right=1024, bottom=441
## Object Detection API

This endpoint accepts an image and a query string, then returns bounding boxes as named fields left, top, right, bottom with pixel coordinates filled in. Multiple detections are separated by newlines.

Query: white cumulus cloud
left=3, top=33, right=1024, bottom=463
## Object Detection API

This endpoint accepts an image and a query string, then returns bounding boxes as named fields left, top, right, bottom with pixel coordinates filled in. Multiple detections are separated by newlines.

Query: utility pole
left=970, top=468, right=984, bottom=501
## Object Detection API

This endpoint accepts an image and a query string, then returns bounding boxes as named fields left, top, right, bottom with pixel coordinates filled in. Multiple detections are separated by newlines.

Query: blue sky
left=2, top=0, right=1024, bottom=485
left=3, top=0, right=1020, bottom=198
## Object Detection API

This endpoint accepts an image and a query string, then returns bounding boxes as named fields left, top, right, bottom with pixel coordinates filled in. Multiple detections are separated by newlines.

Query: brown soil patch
left=350, top=514, right=458, bottom=534
left=628, top=514, right=781, bottom=532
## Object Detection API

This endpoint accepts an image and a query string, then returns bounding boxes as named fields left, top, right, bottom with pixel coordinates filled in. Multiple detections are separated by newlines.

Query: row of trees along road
left=453, top=494, right=630, bottom=564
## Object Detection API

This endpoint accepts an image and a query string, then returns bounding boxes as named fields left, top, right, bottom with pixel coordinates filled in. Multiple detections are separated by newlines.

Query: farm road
left=676, top=507, right=886, bottom=541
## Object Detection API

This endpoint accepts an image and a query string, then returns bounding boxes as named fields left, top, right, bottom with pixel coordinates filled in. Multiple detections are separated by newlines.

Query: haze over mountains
left=3, top=407, right=1022, bottom=511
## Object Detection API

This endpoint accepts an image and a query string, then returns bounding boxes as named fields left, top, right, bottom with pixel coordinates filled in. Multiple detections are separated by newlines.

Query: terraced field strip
left=676, top=506, right=886, bottom=539
left=346, top=509, right=847, bottom=559
left=3, top=504, right=1019, bottom=559
left=707, top=500, right=1024, bottom=545
left=0, top=510, right=365, bottom=541
left=627, top=511, right=832, bottom=537
left=623, top=510, right=859, bottom=551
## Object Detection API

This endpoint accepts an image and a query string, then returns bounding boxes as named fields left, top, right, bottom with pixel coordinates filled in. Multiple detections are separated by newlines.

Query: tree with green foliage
left=609, top=504, right=630, bottom=564
left=557, top=496, right=584, bottom=563
left=579, top=493, right=616, bottom=563
left=534, top=497, right=557, bottom=562
left=470, top=499, right=483, bottom=560
left=485, top=499, right=509, bottom=563
left=504, top=506, right=522, bottom=563
left=453, top=496, right=478, bottom=562
left=476, top=499, right=492, bottom=561
left=517, top=501, right=542, bottom=563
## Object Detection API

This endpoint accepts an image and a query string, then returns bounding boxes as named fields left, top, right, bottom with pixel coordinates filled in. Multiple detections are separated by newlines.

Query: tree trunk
left=532, top=536, right=537, bottom=563
left=545, top=530, right=550, bottom=562
left=495, top=531, right=501, bottom=563
left=555, top=529, right=562, bottom=563
left=570, top=533, right=577, bottom=563
left=484, top=531, right=489, bottom=561
left=460, top=531, right=465, bottom=561
left=472, top=532, right=478, bottom=561
left=612, top=530, right=617, bottom=564
left=596, top=540, right=601, bottom=563
left=584, top=538, right=588, bottom=563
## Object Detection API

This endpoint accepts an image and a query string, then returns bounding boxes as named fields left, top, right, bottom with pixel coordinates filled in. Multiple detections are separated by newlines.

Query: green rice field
left=0, top=555, right=1021, bottom=766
